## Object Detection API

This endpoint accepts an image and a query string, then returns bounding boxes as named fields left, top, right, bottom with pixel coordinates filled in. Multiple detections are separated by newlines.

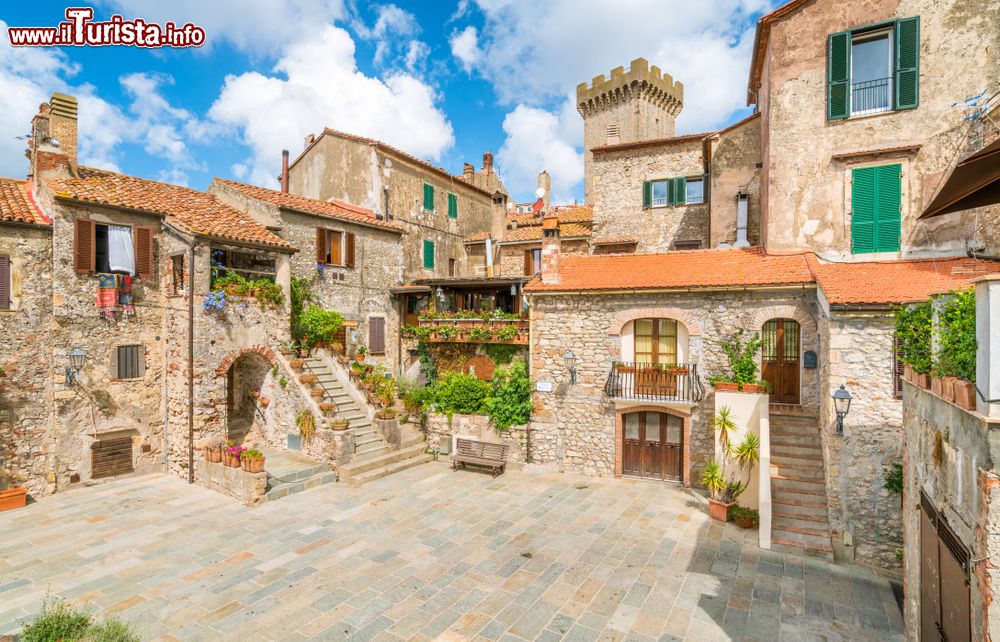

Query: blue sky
left=1, top=1, right=773, bottom=203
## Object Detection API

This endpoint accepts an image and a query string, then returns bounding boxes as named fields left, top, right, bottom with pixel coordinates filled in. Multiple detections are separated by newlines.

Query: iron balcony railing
left=851, top=77, right=892, bottom=115
left=604, top=362, right=706, bottom=404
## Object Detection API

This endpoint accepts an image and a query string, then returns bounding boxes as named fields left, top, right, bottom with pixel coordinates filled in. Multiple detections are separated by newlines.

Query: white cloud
left=119, top=73, right=205, bottom=169
left=351, top=4, right=429, bottom=74
left=497, top=101, right=583, bottom=203
left=209, top=24, right=454, bottom=187
left=404, top=40, right=430, bottom=74
left=449, top=26, right=480, bottom=73
left=97, top=0, right=347, bottom=55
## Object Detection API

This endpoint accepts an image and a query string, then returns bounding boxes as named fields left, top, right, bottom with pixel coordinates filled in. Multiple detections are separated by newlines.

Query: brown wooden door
left=921, top=493, right=971, bottom=642
left=920, top=506, right=942, bottom=641
left=762, top=319, right=800, bottom=404
left=622, top=412, right=682, bottom=482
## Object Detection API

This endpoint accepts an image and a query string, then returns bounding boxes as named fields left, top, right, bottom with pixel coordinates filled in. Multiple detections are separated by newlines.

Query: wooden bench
left=451, top=438, right=509, bottom=477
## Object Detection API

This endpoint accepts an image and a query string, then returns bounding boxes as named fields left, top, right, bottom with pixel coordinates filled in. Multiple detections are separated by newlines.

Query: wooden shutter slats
left=316, top=227, right=326, bottom=264
left=642, top=181, right=652, bottom=208
left=330, top=231, right=343, bottom=266
left=828, top=31, right=851, bottom=120
left=345, top=232, right=356, bottom=267
left=135, top=226, right=153, bottom=277
left=875, top=164, right=902, bottom=252
left=851, top=167, right=876, bottom=254
left=74, top=218, right=95, bottom=273
left=369, top=317, right=385, bottom=354
left=423, top=240, right=434, bottom=269
left=0, top=254, right=9, bottom=311
left=894, top=17, right=920, bottom=110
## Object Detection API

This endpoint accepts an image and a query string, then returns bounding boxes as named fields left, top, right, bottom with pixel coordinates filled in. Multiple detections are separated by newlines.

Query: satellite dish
left=535, top=187, right=546, bottom=199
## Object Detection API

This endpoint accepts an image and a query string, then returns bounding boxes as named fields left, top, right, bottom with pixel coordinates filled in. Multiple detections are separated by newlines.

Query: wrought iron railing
left=604, top=362, right=705, bottom=403
left=851, top=77, right=892, bottom=115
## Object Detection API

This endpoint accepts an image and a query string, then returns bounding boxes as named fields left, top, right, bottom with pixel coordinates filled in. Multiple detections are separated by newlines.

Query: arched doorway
left=762, top=318, right=800, bottom=404
left=225, top=352, right=271, bottom=444
left=621, top=411, right=683, bottom=481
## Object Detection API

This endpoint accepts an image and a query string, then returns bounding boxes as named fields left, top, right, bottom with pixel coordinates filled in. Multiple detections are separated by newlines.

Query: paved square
left=0, top=463, right=903, bottom=641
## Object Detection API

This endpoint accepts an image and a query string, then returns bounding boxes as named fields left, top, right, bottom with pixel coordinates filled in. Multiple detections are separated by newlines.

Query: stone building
left=209, top=179, right=405, bottom=366
left=285, top=128, right=506, bottom=281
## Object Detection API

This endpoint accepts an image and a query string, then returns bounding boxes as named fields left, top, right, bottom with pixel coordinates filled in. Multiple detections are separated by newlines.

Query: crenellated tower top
left=576, top=57, right=684, bottom=120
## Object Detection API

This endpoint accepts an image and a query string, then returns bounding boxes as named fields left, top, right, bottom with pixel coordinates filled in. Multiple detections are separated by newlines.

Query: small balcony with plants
left=403, top=309, right=529, bottom=345
left=604, top=362, right=705, bottom=404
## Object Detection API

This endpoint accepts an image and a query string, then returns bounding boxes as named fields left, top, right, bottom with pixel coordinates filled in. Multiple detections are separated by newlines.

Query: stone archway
left=222, top=351, right=272, bottom=445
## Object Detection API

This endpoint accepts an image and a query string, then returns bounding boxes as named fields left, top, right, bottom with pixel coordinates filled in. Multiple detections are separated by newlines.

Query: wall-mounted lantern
left=833, top=385, right=852, bottom=434
left=563, top=349, right=577, bottom=384
left=65, top=347, right=86, bottom=386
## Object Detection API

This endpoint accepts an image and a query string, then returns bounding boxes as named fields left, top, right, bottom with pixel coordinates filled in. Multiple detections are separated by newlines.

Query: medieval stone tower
left=577, top=57, right=684, bottom=202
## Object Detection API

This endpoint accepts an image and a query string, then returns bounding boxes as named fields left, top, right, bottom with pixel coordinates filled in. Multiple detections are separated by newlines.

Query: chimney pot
left=281, top=150, right=290, bottom=193
left=463, top=162, right=474, bottom=178
left=541, top=215, right=561, bottom=285
left=482, top=152, right=494, bottom=175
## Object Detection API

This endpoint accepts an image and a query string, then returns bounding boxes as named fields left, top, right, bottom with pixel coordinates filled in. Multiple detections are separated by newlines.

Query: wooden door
left=622, top=412, right=683, bottom=482
left=920, top=503, right=942, bottom=642
left=762, top=319, right=800, bottom=404
left=921, top=492, right=971, bottom=642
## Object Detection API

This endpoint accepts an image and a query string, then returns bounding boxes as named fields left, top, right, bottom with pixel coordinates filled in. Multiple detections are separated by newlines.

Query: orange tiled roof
left=507, top=205, right=592, bottom=227
left=47, top=167, right=295, bottom=251
left=591, top=132, right=712, bottom=153
left=503, top=222, right=591, bottom=243
left=464, top=231, right=490, bottom=242
left=215, top=179, right=402, bottom=233
left=810, top=255, right=1000, bottom=306
left=524, top=247, right=814, bottom=292
left=0, top=178, right=49, bottom=226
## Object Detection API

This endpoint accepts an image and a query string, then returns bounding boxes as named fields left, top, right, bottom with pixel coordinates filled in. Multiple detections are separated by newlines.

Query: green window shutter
left=874, top=163, right=902, bottom=252
left=827, top=31, right=851, bottom=120
left=423, top=183, right=434, bottom=211
left=851, top=167, right=876, bottom=254
left=672, top=177, right=687, bottom=205
left=642, top=181, right=652, bottom=208
left=448, top=193, right=458, bottom=219
left=894, top=17, right=920, bottom=110
left=423, top=240, right=435, bottom=269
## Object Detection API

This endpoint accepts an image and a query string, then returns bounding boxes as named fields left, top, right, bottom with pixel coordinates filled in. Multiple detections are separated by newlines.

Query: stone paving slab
left=0, top=463, right=903, bottom=641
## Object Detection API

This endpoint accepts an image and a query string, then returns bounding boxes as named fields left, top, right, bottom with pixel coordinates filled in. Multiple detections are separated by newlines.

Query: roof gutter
left=524, top=283, right=816, bottom=297
left=278, top=206, right=403, bottom=235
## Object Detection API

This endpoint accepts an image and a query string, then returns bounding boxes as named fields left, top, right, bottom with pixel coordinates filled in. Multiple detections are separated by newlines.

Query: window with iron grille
left=112, top=345, right=144, bottom=380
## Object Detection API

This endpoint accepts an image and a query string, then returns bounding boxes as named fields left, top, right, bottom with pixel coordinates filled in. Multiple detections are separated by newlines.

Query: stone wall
left=589, top=139, right=709, bottom=252
left=528, top=288, right=820, bottom=479
left=708, top=115, right=762, bottom=247
left=818, top=309, right=903, bottom=568
left=901, top=382, right=1000, bottom=641
left=425, top=412, right=528, bottom=464
left=286, top=133, right=497, bottom=281
left=194, top=458, right=268, bottom=506
left=0, top=224, right=52, bottom=498
left=497, top=239, right=588, bottom=278
left=760, top=0, right=999, bottom=258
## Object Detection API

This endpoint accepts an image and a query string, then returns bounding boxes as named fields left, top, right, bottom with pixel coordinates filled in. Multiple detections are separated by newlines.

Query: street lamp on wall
left=563, top=349, right=577, bottom=384
left=65, top=347, right=86, bottom=386
left=833, top=385, right=852, bottom=434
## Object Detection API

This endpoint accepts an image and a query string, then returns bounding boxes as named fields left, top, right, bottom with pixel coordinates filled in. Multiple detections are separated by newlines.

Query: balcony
left=604, top=362, right=705, bottom=404
left=409, top=317, right=529, bottom=345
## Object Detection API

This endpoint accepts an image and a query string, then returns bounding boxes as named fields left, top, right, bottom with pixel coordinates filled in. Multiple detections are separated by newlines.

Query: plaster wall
left=709, top=117, right=762, bottom=247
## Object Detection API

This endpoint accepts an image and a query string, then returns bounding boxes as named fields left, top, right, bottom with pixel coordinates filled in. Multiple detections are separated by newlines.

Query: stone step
left=771, top=452, right=824, bottom=467
left=341, top=443, right=428, bottom=478
left=774, top=513, right=831, bottom=533
left=355, top=442, right=389, bottom=457
left=768, top=432, right=821, bottom=446
left=772, top=497, right=829, bottom=519
left=772, top=526, right=833, bottom=548
left=265, top=470, right=337, bottom=502
left=772, top=463, right=825, bottom=480
left=771, top=474, right=827, bottom=494
left=770, top=412, right=818, bottom=423
left=771, top=536, right=834, bottom=561
left=354, top=433, right=383, bottom=447
left=342, top=450, right=433, bottom=487
left=771, top=443, right=823, bottom=458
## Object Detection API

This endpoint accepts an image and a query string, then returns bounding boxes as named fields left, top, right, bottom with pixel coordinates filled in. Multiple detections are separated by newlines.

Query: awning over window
left=920, top=138, right=1000, bottom=219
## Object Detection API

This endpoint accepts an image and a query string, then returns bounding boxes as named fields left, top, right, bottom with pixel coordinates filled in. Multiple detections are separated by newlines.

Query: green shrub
left=468, top=326, right=494, bottom=342
left=936, top=289, right=977, bottom=381
left=883, top=462, right=903, bottom=494
left=211, top=271, right=283, bottom=307
left=433, top=371, right=490, bottom=415
left=483, top=343, right=518, bottom=365
left=486, top=358, right=533, bottom=430
left=495, top=324, right=519, bottom=342
left=21, top=594, right=142, bottom=642
left=895, top=300, right=933, bottom=374
left=714, top=329, right=764, bottom=385
left=299, top=306, right=345, bottom=348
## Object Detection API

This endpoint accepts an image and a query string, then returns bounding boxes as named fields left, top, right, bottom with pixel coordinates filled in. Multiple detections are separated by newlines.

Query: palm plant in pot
left=701, top=406, right=760, bottom=521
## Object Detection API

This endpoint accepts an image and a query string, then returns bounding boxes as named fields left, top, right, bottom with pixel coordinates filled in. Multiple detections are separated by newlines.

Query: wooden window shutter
left=894, top=17, right=920, bottom=110
left=369, top=317, right=385, bottom=354
left=448, top=193, right=458, bottom=219
left=524, top=250, right=533, bottom=276
left=827, top=30, right=851, bottom=120
left=74, top=218, right=95, bottom=273
left=893, top=336, right=904, bottom=399
left=642, top=181, right=652, bottom=208
left=330, top=231, right=343, bottom=266
left=135, top=226, right=154, bottom=277
left=874, top=163, right=902, bottom=252
left=0, top=254, right=9, bottom=310
left=345, top=232, right=356, bottom=267
left=316, top=227, right=326, bottom=264
left=423, top=183, right=434, bottom=211
left=423, top=240, right=434, bottom=269
left=110, top=346, right=119, bottom=379
left=670, top=177, right=686, bottom=205
left=851, top=167, right=876, bottom=254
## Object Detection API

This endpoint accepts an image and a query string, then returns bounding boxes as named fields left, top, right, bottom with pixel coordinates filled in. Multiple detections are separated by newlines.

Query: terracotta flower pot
left=310, top=389, right=324, bottom=398
left=931, top=377, right=944, bottom=397
left=707, top=498, right=735, bottom=522
left=740, top=384, right=767, bottom=394
left=734, top=514, right=757, bottom=529
left=223, top=453, right=241, bottom=467
left=903, top=364, right=914, bottom=383
left=243, top=458, right=265, bottom=474
left=942, top=377, right=958, bottom=403
left=331, top=419, right=350, bottom=431
left=0, top=487, right=28, bottom=511
left=210, top=447, right=222, bottom=463
left=954, top=379, right=977, bottom=411
left=713, top=382, right=739, bottom=392
left=259, top=397, right=270, bottom=408
left=915, top=373, right=931, bottom=389
left=204, top=448, right=212, bottom=461
left=355, top=354, right=366, bottom=363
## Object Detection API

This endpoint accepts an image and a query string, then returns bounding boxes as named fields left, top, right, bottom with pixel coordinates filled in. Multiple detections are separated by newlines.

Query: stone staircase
left=769, top=412, right=834, bottom=560
left=262, top=448, right=336, bottom=502
left=303, top=357, right=388, bottom=459
left=338, top=429, right=431, bottom=486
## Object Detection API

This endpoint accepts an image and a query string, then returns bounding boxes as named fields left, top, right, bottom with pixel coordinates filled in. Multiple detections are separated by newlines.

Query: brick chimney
left=538, top=170, right=551, bottom=213
left=463, top=162, right=474, bottom=178
left=28, top=93, right=77, bottom=179
left=482, top=152, right=494, bottom=175
left=280, top=149, right=289, bottom=193
left=541, top=215, right=561, bottom=285
left=491, top=192, right=507, bottom=241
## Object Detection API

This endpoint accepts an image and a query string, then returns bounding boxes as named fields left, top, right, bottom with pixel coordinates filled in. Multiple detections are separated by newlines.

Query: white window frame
left=685, top=178, right=704, bottom=205
left=650, top=179, right=670, bottom=208
left=849, top=28, right=894, bottom=117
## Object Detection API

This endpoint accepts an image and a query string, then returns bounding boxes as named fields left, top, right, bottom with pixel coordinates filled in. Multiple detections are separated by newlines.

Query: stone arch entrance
left=224, top=351, right=272, bottom=444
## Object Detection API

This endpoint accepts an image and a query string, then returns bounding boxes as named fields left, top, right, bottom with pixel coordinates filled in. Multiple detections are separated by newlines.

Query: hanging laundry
left=118, top=274, right=135, bottom=320
left=107, top=225, right=135, bottom=275
left=96, top=272, right=118, bottom=322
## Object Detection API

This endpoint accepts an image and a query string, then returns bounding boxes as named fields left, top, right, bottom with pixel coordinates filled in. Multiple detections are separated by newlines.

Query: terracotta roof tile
left=215, top=179, right=402, bottom=233
left=464, top=231, right=490, bottom=242
left=524, top=247, right=814, bottom=292
left=591, top=132, right=712, bottom=153
left=0, top=178, right=49, bottom=226
left=47, top=167, right=295, bottom=251
left=507, top=205, right=592, bottom=226
left=503, top=222, right=591, bottom=243
left=592, top=237, right=638, bottom=245
left=810, top=255, right=1000, bottom=306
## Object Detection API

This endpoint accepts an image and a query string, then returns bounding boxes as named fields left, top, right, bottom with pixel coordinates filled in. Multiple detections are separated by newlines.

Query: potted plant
left=729, top=505, right=759, bottom=529
left=241, top=449, right=265, bottom=474
left=702, top=406, right=760, bottom=521
left=259, top=396, right=270, bottom=408
left=204, top=437, right=224, bottom=463
left=318, top=401, right=337, bottom=416
left=330, top=417, right=350, bottom=431
left=954, top=379, right=977, bottom=411
left=289, top=359, right=305, bottom=372
left=279, top=340, right=297, bottom=357
left=356, top=344, right=368, bottom=362
left=223, top=445, right=246, bottom=467
left=300, top=373, right=318, bottom=387
left=250, top=388, right=261, bottom=400
left=337, top=354, right=351, bottom=366
left=310, top=388, right=324, bottom=398
left=331, top=341, right=344, bottom=356
left=0, top=471, right=27, bottom=512
left=376, top=408, right=397, bottom=420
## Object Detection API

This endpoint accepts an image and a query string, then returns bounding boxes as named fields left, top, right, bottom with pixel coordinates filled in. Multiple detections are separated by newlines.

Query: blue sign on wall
left=804, top=351, right=818, bottom=369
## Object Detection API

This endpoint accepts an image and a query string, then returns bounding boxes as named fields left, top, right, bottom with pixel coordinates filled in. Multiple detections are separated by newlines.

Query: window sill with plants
left=404, top=309, right=529, bottom=345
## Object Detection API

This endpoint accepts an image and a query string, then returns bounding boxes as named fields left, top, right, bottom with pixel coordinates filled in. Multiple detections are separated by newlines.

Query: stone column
left=975, top=275, right=1000, bottom=417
